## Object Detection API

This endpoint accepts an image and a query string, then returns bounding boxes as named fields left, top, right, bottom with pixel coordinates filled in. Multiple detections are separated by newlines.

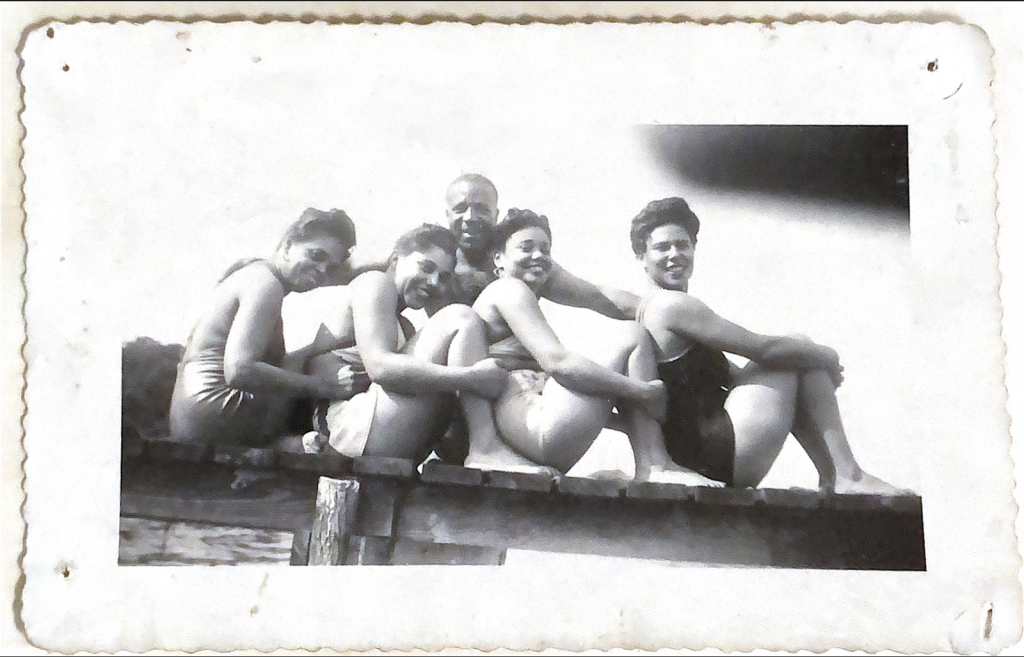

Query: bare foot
left=465, top=456, right=561, bottom=477
left=301, top=431, right=328, bottom=454
left=638, top=466, right=725, bottom=488
left=833, top=470, right=912, bottom=496
left=475, top=463, right=562, bottom=477
left=588, top=469, right=632, bottom=481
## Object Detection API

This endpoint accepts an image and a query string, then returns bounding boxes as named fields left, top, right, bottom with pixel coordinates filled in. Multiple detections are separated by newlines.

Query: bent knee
left=733, top=365, right=799, bottom=392
left=432, top=303, right=484, bottom=330
left=612, top=320, right=651, bottom=348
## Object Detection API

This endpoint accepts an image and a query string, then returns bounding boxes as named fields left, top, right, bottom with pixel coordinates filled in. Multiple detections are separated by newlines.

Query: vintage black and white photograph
left=17, top=18, right=1017, bottom=653
left=116, top=122, right=924, bottom=571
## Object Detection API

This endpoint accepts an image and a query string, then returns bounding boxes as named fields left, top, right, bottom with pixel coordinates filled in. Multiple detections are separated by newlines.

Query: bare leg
left=617, top=326, right=723, bottom=486
left=454, top=322, right=552, bottom=473
left=494, top=322, right=717, bottom=485
left=728, top=365, right=800, bottom=488
left=361, top=305, right=492, bottom=460
left=790, top=413, right=837, bottom=490
left=795, top=369, right=906, bottom=495
left=497, top=376, right=615, bottom=471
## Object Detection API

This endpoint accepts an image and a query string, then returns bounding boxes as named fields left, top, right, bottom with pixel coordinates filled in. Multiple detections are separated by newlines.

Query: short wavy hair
left=282, top=207, right=358, bottom=252
left=494, top=208, right=552, bottom=251
left=393, top=223, right=459, bottom=262
left=629, top=197, right=700, bottom=256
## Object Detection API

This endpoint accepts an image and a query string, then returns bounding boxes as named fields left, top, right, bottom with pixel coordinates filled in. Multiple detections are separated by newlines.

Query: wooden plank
left=120, top=480, right=316, bottom=532
left=119, top=517, right=292, bottom=566
left=144, top=438, right=211, bottom=464
left=120, top=461, right=317, bottom=532
left=347, top=536, right=393, bottom=565
left=353, top=456, right=418, bottom=480
left=625, top=480, right=699, bottom=502
left=556, top=476, right=626, bottom=499
left=485, top=470, right=555, bottom=493
left=308, top=477, right=360, bottom=566
left=753, top=487, right=825, bottom=510
left=212, top=445, right=278, bottom=470
left=120, top=456, right=925, bottom=569
left=390, top=538, right=506, bottom=565
left=290, top=525, right=311, bottom=566
left=420, top=462, right=485, bottom=487
left=392, top=485, right=926, bottom=570
left=823, top=491, right=922, bottom=513
left=352, top=478, right=402, bottom=538
left=277, top=451, right=353, bottom=477
left=693, top=486, right=759, bottom=507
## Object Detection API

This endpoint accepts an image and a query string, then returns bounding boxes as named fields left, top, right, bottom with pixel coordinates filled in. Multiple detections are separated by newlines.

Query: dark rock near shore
left=122, top=337, right=183, bottom=444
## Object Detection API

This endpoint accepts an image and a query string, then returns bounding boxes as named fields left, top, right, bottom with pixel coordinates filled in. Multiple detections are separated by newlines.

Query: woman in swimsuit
left=467, top=208, right=720, bottom=483
left=302, top=224, right=509, bottom=462
left=168, top=208, right=361, bottom=447
left=631, top=197, right=905, bottom=494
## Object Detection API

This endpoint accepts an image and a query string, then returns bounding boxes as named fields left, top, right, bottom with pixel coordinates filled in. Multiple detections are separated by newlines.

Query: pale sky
left=23, top=21, right=917, bottom=491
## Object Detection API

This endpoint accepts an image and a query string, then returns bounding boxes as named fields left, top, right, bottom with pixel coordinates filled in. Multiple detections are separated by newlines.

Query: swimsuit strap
left=217, top=257, right=288, bottom=286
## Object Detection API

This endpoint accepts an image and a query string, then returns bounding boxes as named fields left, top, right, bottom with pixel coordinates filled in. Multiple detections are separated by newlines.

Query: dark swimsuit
left=168, top=260, right=288, bottom=446
left=638, top=294, right=736, bottom=485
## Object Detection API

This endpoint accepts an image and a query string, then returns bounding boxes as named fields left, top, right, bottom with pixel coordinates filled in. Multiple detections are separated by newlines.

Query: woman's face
left=495, top=226, right=553, bottom=290
left=641, top=223, right=695, bottom=291
left=280, top=235, right=351, bottom=292
left=392, top=245, right=455, bottom=310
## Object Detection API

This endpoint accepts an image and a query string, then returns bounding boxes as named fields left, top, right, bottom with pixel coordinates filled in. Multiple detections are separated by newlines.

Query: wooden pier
left=119, top=437, right=926, bottom=569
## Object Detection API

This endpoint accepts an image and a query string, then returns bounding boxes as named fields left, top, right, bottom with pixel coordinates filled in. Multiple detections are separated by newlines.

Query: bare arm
left=351, top=273, right=499, bottom=397
left=222, top=271, right=350, bottom=399
left=542, top=261, right=640, bottom=320
left=488, top=279, right=656, bottom=403
left=655, top=292, right=842, bottom=375
left=281, top=288, right=358, bottom=373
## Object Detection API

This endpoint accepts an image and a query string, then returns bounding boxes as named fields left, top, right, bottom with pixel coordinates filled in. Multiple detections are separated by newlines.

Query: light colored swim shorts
left=314, top=383, right=382, bottom=457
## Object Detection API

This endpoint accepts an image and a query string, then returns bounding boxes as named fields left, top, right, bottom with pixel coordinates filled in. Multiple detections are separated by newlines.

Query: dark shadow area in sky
left=645, top=125, right=910, bottom=219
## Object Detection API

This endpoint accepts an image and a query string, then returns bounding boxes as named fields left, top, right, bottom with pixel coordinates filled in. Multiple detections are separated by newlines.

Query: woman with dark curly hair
left=465, top=208, right=719, bottom=483
left=630, top=196, right=905, bottom=493
left=169, top=207, right=362, bottom=447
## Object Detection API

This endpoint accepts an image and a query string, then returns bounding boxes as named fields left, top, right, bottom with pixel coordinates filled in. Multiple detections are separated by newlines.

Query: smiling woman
left=466, top=209, right=721, bottom=484
left=167, top=208, right=361, bottom=446
left=302, top=224, right=509, bottom=461
left=631, top=197, right=907, bottom=494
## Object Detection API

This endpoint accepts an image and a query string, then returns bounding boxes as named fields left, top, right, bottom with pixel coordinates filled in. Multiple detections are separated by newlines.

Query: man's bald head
left=445, top=174, right=498, bottom=207
left=445, top=174, right=500, bottom=259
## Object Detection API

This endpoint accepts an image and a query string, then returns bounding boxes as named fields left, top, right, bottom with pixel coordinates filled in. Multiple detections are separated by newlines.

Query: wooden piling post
left=308, top=477, right=360, bottom=566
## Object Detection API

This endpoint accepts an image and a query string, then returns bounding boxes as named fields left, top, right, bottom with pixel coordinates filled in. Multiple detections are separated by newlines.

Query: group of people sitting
left=167, top=174, right=903, bottom=494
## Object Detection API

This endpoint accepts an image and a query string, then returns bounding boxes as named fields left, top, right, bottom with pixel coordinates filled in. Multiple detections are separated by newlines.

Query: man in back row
left=433, top=174, right=642, bottom=463
left=438, top=174, right=640, bottom=318
left=338, top=173, right=640, bottom=464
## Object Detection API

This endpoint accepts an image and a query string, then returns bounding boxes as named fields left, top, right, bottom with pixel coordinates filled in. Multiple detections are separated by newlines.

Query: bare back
left=181, top=260, right=286, bottom=367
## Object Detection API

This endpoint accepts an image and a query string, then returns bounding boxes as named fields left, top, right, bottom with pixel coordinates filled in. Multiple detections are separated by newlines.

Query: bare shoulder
left=349, top=270, right=391, bottom=294
left=642, top=289, right=709, bottom=325
left=223, top=262, right=284, bottom=303
left=480, top=277, right=535, bottom=304
left=647, top=288, right=703, bottom=312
